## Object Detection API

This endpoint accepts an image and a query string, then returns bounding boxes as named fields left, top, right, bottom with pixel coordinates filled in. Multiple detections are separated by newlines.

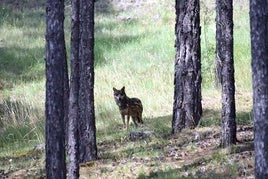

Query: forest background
left=0, top=0, right=253, bottom=178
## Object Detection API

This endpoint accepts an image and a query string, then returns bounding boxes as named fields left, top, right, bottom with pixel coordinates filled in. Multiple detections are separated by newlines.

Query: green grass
left=0, top=0, right=253, bottom=178
left=0, top=6, right=45, bottom=88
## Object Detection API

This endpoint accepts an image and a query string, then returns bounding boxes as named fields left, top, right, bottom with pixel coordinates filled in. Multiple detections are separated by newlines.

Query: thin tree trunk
left=216, top=0, right=237, bottom=147
left=68, top=0, right=80, bottom=177
left=250, top=0, right=268, bottom=177
left=172, top=0, right=202, bottom=133
left=45, top=0, right=66, bottom=178
left=78, top=0, right=97, bottom=162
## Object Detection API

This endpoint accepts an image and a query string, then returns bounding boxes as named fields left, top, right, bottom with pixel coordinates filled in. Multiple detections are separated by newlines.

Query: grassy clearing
left=0, top=0, right=253, bottom=178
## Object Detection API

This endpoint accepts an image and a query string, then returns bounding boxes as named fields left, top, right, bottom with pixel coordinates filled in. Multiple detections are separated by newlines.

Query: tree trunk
left=45, top=0, right=66, bottom=178
left=216, top=0, right=237, bottom=147
left=172, top=0, right=202, bottom=133
left=250, top=0, right=268, bottom=177
left=78, top=0, right=97, bottom=162
left=68, top=0, right=80, bottom=178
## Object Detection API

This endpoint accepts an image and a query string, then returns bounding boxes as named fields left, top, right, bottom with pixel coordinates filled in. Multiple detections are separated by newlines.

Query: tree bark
left=216, top=0, right=237, bottom=147
left=78, top=0, right=97, bottom=162
left=68, top=0, right=80, bottom=178
left=250, top=0, right=268, bottom=177
left=45, top=0, right=66, bottom=178
left=172, top=0, right=202, bottom=133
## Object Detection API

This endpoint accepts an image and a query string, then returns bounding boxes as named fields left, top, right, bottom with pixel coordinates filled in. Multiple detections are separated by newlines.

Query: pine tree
left=172, top=0, right=202, bottom=133
left=216, top=0, right=237, bottom=147
left=78, top=0, right=97, bottom=162
left=45, top=0, right=67, bottom=178
left=68, top=0, right=80, bottom=177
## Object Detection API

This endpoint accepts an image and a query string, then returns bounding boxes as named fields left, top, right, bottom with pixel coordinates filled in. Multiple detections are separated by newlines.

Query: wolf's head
left=113, top=86, right=127, bottom=105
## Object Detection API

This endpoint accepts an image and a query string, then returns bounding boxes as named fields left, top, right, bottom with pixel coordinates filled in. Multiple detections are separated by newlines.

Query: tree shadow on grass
left=95, top=0, right=115, bottom=15
left=0, top=0, right=45, bottom=10
left=94, top=30, right=144, bottom=67
left=0, top=2, right=45, bottom=29
left=0, top=0, right=144, bottom=88
left=201, top=108, right=253, bottom=127
left=0, top=46, right=45, bottom=89
left=94, top=3, right=143, bottom=67
left=0, top=2, right=46, bottom=89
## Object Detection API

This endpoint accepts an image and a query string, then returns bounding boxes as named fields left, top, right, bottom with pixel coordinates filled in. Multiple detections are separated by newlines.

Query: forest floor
left=0, top=123, right=254, bottom=178
left=81, top=126, right=254, bottom=178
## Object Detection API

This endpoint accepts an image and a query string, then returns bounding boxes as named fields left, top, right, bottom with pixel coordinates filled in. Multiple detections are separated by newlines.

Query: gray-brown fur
left=113, top=86, right=143, bottom=129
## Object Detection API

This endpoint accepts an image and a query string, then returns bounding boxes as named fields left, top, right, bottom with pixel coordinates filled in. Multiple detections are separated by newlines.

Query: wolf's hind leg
left=132, top=117, right=138, bottom=127
left=138, top=114, right=143, bottom=124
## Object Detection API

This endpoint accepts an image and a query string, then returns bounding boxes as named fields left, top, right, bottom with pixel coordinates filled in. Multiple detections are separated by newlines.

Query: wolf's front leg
left=121, top=114, right=126, bottom=129
left=126, top=115, right=130, bottom=130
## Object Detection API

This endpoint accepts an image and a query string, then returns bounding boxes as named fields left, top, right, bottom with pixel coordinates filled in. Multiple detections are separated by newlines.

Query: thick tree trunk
left=172, top=0, right=202, bottom=133
left=216, top=0, right=237, bottom=147
left=45, top=0, right=66, bottom=178
left=250, top=0, right=268, bottom=177
left=78, top=0, right=97, bottom=162
left=68, top=0, right=80, bottom=178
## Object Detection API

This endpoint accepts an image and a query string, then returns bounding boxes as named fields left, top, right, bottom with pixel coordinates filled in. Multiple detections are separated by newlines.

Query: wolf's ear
left=121, top=86, right=125, bottom=91
left=113, top=87, right=117, bottom=92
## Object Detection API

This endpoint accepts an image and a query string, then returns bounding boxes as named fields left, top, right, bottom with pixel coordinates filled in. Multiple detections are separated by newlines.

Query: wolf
left=113, top=86, right=143, bottom=129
